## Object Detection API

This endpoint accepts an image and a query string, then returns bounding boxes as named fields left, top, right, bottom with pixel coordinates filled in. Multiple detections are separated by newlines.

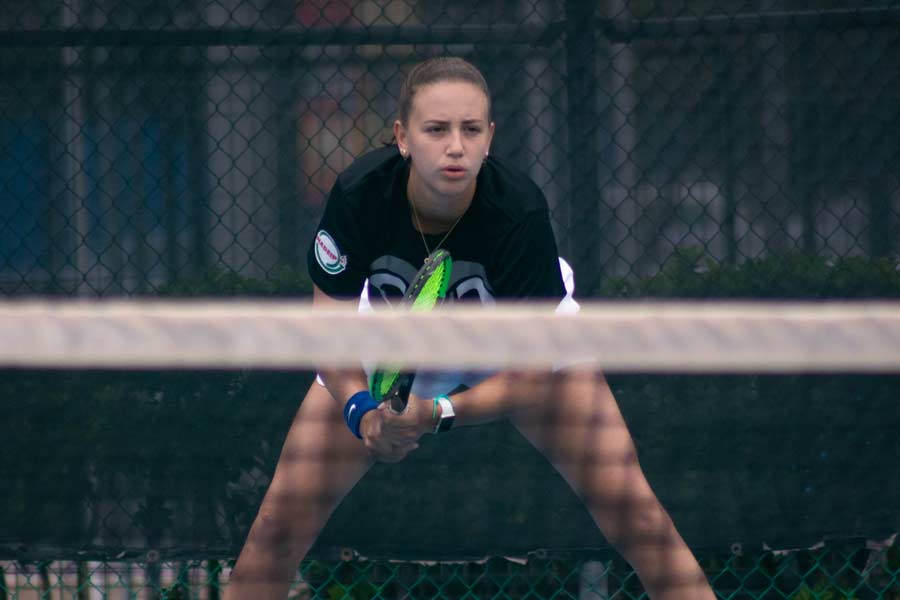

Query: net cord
left=1, top=300, right=899, bottom=372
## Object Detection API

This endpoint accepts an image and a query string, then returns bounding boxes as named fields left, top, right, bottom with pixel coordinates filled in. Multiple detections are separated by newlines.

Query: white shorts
left=317, top=257, right=580, bottom=398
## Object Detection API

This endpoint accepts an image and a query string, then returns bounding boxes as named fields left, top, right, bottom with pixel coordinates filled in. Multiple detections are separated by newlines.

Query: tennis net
left=2, top=299, right=899, bottom=372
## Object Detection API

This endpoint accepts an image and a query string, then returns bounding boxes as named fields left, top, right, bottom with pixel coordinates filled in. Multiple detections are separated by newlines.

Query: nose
left=446, top=128, right=463, bottom=156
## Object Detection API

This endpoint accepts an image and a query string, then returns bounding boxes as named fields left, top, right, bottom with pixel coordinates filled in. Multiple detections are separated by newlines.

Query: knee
left=609, top=497, right=674, bottom=553
left=247, top=508, right=302, bottom=561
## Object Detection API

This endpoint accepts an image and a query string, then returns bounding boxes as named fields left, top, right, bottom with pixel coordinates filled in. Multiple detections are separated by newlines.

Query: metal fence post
left=565, top=0, right=600, bottom=288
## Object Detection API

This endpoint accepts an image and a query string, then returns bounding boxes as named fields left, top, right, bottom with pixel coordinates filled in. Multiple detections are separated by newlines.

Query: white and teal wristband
left=432, top=394, right=455, bottom=434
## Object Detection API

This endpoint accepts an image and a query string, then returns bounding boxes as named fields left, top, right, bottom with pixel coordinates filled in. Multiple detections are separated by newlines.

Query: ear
left=393, top=120, right=407, bottom=153
left=486, top=121, right=496, bottom=154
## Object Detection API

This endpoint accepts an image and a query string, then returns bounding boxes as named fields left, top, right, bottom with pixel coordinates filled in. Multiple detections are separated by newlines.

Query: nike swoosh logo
left=348, top=404, right=357, bottom=418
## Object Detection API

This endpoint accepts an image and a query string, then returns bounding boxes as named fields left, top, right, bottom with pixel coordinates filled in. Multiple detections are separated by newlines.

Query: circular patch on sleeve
left=314, top=230, right=348, bottom=274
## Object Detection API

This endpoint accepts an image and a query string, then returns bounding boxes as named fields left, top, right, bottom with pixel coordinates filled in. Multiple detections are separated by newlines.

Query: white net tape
left=2, top=300, right=900, bottom=372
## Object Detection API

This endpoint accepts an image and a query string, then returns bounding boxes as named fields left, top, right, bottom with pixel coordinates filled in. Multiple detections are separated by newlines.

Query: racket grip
left=388, top=373, right=415, bottom=414
left=389, top=395, right=407, bottom=414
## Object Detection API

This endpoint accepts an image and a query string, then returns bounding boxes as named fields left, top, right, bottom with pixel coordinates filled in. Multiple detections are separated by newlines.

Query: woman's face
left=394, top=80, right=494, bottom=231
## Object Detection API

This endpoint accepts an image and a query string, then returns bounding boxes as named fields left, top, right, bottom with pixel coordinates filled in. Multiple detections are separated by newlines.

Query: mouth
left=441, top=166, right=467, bottom=179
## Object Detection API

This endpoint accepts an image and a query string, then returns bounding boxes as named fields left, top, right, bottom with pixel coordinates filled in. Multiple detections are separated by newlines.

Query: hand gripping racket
left=369, top=248, right=453, bottom=413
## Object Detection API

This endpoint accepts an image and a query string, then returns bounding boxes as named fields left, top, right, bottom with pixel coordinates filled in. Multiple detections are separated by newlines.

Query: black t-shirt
left=307, top=146, right=565, bottom=307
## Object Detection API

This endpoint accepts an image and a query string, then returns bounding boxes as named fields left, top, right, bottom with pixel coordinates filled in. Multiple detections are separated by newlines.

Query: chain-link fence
left=3, top=1, right=898, bottom=296
left=3, top=1, right=900, bottom=598
left=3, top=544, right=900, bottom=599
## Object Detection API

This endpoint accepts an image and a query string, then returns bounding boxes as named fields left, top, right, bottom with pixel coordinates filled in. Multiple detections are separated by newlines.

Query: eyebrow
left=422, top=119, right=485, bottom=125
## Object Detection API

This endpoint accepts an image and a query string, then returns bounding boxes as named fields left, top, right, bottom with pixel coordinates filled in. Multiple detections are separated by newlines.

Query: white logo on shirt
left=315, top=230, right=347, bottom=275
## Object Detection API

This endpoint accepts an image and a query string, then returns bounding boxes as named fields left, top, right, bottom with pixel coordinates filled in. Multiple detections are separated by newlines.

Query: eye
left=464, top=125, right=482, bottom=134
left=425, top=125, right=445, bottom=134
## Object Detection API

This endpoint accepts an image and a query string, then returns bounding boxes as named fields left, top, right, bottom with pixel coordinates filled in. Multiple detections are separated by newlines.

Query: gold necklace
left=410, top=198, right=462, bottom=258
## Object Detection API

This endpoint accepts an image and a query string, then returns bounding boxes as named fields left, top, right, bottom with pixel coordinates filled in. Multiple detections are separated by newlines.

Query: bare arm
left=313, top=284, right=419, bottom=462
left=440, top=368, right=555, bottom=427
left=382, top=368, right=557, bottom=444
left=317, top=281, right=554, bottom=450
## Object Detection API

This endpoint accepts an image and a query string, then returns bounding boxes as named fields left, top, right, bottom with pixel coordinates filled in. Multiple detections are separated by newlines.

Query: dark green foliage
left=599, top=248, right=900, bottom=299
left=1, top=268, right=313, bottom=559
left=157, top=266, right=312, bottom=298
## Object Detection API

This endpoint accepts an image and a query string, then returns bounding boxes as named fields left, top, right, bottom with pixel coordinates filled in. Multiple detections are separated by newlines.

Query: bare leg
left=224, top=383, right=373, bottom=600
left=510, top=369, right=715, bottom=600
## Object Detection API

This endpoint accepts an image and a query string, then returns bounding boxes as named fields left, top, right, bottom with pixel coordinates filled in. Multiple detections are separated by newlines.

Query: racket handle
left=389, top=395, right=407, bottom=414
left=388, top=373, right=415, bottom=414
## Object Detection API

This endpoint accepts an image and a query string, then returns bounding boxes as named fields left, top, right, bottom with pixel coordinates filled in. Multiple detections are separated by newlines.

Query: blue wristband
left=343, top=390, right=379, bottom=439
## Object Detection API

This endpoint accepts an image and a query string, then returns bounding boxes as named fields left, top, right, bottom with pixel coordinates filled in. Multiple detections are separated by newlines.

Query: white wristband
left=433, top=394, right=455, bottom=434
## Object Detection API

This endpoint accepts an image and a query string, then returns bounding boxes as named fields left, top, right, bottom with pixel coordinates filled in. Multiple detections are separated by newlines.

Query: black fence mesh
left=2, top=1, right=899, bottom=598
left=3, top=2, right=898, bottom=296
left=3, top=545, right=900, bottom=599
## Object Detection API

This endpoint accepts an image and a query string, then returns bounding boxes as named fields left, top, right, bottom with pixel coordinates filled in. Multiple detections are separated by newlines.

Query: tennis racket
left=369, top=248, right=453, bottom=413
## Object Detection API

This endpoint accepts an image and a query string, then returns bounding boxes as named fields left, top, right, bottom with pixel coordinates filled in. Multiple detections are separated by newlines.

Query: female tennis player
left=225, top=57, right=715, bottom=600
